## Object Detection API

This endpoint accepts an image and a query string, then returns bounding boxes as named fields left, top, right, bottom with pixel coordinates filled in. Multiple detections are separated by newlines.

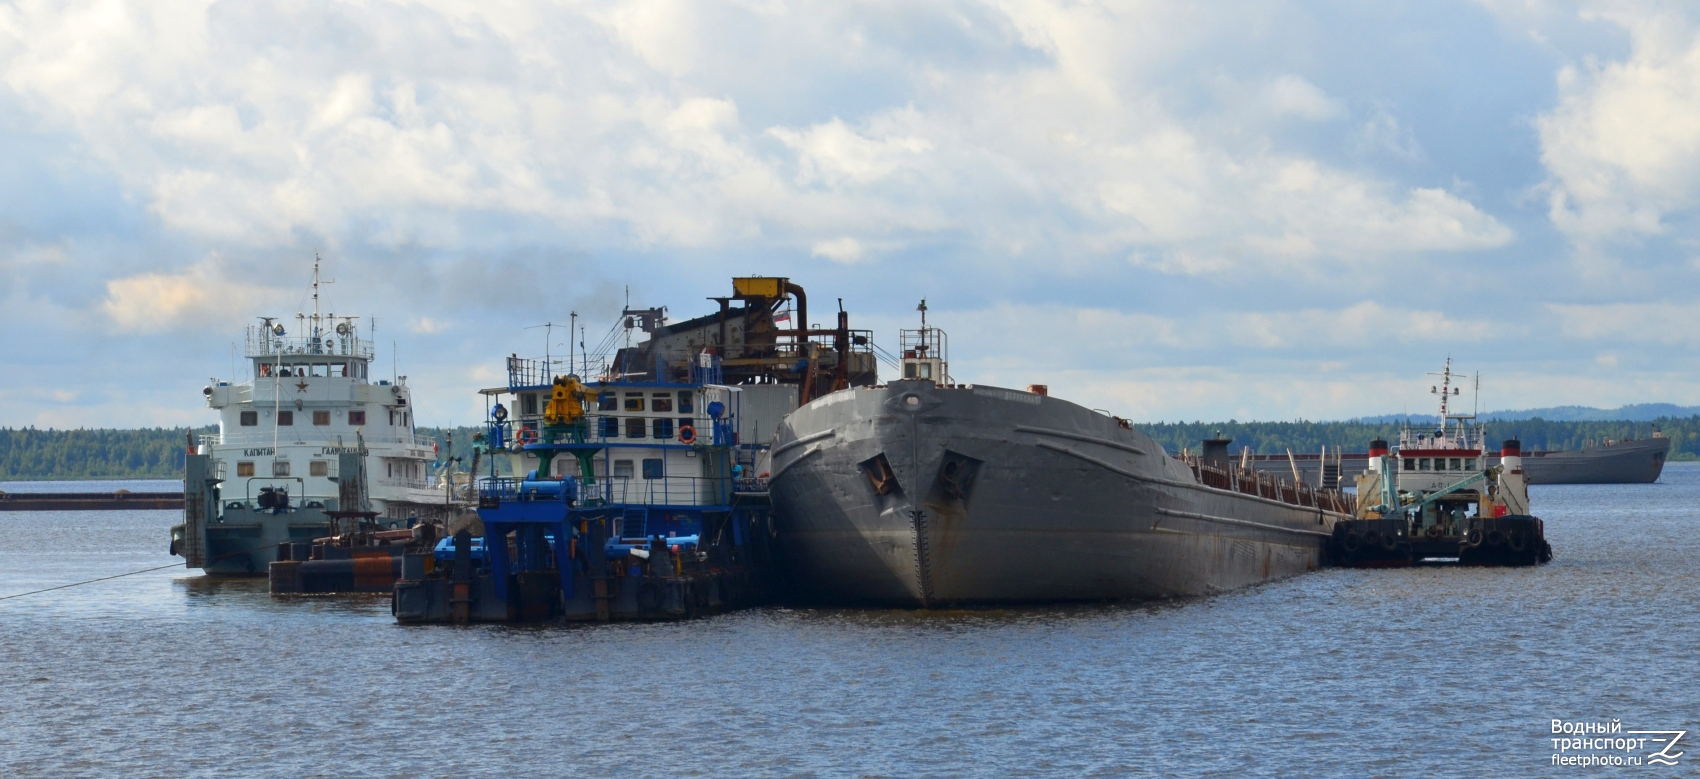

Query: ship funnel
left=1500, top=438, right=1524, bottom=474
left=1368, top=439, right=1389, bottom=457
left=1201, top=435, right=1232, bottom=468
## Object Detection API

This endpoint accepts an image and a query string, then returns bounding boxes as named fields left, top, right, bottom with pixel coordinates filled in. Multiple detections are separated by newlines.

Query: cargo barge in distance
left=768, top=308, right=1352, bottom=606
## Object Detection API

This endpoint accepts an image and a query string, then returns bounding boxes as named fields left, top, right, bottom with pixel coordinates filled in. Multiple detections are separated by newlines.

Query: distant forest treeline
left=3, top=418, right=1696, bottom=481
left=0, top=425, right=485, bottom=481
left=0, top=427, right=213, bottom=481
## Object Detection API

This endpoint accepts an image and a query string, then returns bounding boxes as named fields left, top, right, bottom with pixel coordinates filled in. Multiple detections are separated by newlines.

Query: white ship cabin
left=1392, top=417, right=1488, bottom=493
left=482, top=375, right=797, bottom=507
left=200, top=315, right=437, bottom=516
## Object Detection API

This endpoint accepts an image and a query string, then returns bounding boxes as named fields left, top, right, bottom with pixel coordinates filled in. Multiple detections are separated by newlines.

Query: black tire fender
left=636, top=578, right=664, bottom=611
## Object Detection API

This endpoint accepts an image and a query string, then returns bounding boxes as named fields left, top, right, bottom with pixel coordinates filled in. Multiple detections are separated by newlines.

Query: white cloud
left=810, top=237, right=868, bottom=263
left=101, top=260, right=276, bottom=332
left=1536, top=7, right=1700, bottom=243
left=1547, top=300, right=1700, bottom=344
left=1259, top=75, right=1345, bottom=120
left=0, top=0, right=1514, bottom=276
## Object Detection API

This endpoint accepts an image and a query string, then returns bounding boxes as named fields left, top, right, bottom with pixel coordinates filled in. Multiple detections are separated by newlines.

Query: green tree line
left=0, top=427, right=215, bottom=481
left=5, top=418, right=1696, bottom=482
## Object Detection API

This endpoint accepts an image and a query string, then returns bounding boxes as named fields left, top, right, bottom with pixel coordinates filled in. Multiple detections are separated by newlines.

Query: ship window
left=1448, top=458, right=1461, bottom=470
left=652, top=394, right=673, bottom=413
left=653, top=418, right=674, bottom=439
left=626, top=417, right=646, bottom=438
left=1418, top=458, right=1430, bottom=471
left=613, top=460, right=634, bottom=479
left=349, top=410, right=366, bottom=426
left=601, top=417, right=620, bottom=438
left=598, top=393, right=617, bottom=411
left=273, top=460, right=291, bottom=477
left=904, top=363, right=917, bottom=379
left=278, top=367, right=292, bottom=377
left=277, top=410, right=294, bottom=426
left=918, top=362, right=933, bottom=379
left=642, top=458, right=664, bottom=480
left=624, top=393, right=644, bottom=411
left=1465, top=458, right=1476, bottom=470
left=240, top=411, right=258, bottom=426
left=1403, top=458, right=1415, bottom=471
left=310, top=461, right=328, bottom=476
left=678, top=392, right=693, bottom=413
left=237, top=461, right=255, bottom=477
left=313, top=410, right=331, bottom=426
left=313, top=364, right=327, bottom=377
left=521, top=393, right=537, bottom=416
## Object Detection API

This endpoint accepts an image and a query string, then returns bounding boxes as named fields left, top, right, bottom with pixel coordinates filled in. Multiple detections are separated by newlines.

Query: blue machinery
left=395, top=354, right=774, bottom=623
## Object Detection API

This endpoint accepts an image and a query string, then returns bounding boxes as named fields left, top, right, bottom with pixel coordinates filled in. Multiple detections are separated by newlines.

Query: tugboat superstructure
left=173, top=260, right=446, bottom=576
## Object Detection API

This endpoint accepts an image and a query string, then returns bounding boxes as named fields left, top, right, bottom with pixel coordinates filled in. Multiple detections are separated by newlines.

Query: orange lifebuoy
left=678, top=424, right=697, bottom=445
left=517, top=427, right=538, bottom=446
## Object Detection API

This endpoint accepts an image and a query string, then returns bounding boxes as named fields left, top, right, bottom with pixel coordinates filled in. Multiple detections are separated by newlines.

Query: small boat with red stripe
left=1332, top=359, right=1552, bottom=567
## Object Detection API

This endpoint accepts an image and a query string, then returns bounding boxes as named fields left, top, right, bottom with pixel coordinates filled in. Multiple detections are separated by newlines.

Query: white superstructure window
left=237, top=462, right=255, bottom=476
left=273, top=461, right=291, bottom=477
left=310, top=461, right=328, bottom=476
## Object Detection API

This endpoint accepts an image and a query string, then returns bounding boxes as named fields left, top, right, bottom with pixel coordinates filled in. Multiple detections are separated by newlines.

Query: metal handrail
left=479, top=475, right=737, bottom=506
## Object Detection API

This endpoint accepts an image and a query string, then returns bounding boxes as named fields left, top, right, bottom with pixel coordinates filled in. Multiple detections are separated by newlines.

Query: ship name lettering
left=243, top=448, right=276, bottom=456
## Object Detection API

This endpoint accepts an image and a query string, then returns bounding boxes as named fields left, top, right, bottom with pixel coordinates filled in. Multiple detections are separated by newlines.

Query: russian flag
left=773, top=311, right=791, bottom=323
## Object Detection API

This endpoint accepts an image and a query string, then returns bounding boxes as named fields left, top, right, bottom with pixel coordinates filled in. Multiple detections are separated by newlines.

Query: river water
left=2, top=467, right=1695, bottom=777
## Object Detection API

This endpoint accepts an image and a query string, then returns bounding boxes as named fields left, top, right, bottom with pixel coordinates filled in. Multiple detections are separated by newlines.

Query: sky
left=4, top=0, right=1700, bottom=428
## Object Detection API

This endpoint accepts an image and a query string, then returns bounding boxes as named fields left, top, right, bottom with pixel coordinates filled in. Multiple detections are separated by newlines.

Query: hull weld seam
left=1015, top=426, right=1146, bottom=456
left=769, top=445, right=823, bottom=479
left=771, top=429, right=836, bottom=457
left=1154, top=507, right=1333, bottom=538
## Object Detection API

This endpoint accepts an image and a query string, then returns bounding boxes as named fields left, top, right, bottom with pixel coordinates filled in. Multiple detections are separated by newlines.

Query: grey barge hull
left=1247, top=436, right=1670, bottom=486
left=1517, top=436, right=1669, bottom=484
left=768, top=381, right=1344, bottom=606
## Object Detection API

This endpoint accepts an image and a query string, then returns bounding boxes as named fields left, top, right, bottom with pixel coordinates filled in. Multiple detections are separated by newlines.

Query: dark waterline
left=3, top=467, right=1696, bottom=777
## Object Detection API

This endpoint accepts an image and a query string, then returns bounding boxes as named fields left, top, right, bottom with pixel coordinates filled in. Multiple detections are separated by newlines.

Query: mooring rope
left=0, top=542, right=288, bottom=603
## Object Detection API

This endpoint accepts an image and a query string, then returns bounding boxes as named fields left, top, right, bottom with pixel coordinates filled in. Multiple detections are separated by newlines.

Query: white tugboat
left=171, top=260, right=446, bottom=576
left=1336, top=359, right=1551, bottom=566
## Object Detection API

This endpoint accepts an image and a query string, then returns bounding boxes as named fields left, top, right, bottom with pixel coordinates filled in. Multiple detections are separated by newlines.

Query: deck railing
left=479, top=475, right=747, bottom=507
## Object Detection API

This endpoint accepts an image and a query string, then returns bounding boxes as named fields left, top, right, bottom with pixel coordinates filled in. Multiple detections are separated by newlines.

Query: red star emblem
left=295, top=381, right=309, bottom=392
